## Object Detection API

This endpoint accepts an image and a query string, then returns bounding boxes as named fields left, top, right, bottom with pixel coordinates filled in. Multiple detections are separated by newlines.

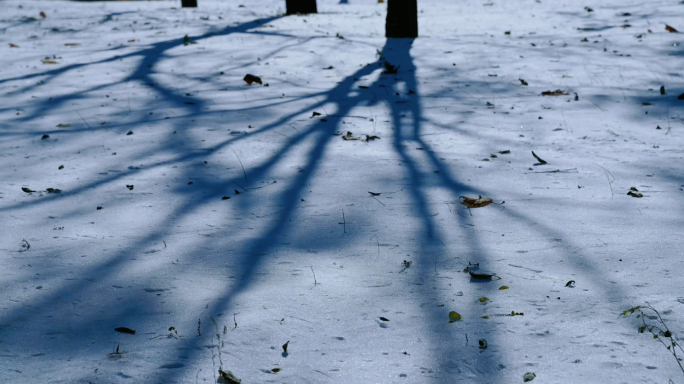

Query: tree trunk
left=181, top=0, right=197, bottom=8
left=386, top=0, right=418, bottom=38
left=286, top=0, right=317, bottom=15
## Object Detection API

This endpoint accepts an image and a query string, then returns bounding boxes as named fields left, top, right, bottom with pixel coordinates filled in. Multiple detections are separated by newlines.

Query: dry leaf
left=22, top=187, right=36, bottom=193
left=218, top=369, right=241, bottom=383
left=541, top=90, right=567, bottom=96
left=368, top=191, right=381, bottom=196
left=531, top=151, right=547, bottom=164
left=41, top=60, right=59, bottom=65
left=243, top=74, right=262, bottom=85
left=459, top=195, right=494, bottom=208
left=469, top=271, right=498, bottom=280
left=40, top=11, right=46, bottom=18
left=64, top=43, right=81, bottom=47
left=519, top=78, right=528, bottom=85
left=9, top=43, right=19, bottom=48
left=627, top=191, right=643, bottom=198
left=365, top=135, right=380, bottom=142
left=114, top=327, right=136, bottom=334
left=383, top=62, right=399, bottom=74
left=56, top=123, right=70, bottom=128
left=665, top=24, right=678, bottom=33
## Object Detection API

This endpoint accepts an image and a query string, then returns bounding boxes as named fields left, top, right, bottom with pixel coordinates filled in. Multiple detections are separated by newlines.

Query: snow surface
left=1, top=0, right=684, bottom=383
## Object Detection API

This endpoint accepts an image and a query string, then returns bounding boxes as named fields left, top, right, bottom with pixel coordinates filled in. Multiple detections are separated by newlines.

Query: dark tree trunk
left=286, top=0, right=317, bottom=15
left=181, top=0, right=197, bottom=8
left=386, top=0, right=418, bottom=38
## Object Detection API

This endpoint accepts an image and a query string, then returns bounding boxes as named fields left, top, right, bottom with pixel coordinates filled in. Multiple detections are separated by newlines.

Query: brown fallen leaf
left=64, top=43, right=81, bottom=47
left=368, top=191, right=381, bottom=196
left=541, top=90, right=567, bottom=96
left=243, top=74, right=262, bottom=85
left=128, top=39, right=136, bottom=43
left=40, top=11, right=46, bottom=18
left=342, top=135, right=360, bottom=141
left=9, top=43, right=19, bottom=48
left=627, top=191, right=643, bottom=198
left=519, top=78, right=528, bottom=86
left=365, top=135, right=380, bottom=142
left=41, top=60, right=59, bottom=65
left=22, top=187, right=36, bottom=193
left=665, top=24, right=678, bottom=33
left=459, top=195, right=494, bottom=208
left=531, top=151, right=547, bottom=164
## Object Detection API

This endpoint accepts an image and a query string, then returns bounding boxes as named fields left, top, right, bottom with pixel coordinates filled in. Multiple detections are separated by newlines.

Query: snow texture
left=1, top=0, right=684, bottom=383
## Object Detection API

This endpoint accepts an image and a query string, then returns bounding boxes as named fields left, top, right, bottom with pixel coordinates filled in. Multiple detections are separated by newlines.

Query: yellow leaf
left=499, top=286, right=509, bottom=290
left=478, top=297, right=489, bottom=303
left=448, top=311, right=462, bottom=322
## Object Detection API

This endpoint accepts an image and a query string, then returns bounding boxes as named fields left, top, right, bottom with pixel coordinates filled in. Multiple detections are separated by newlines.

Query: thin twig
left=370, top=235, right=380, bottom=257
left=593, top=163, right=615, bottom=199
left=370, top=195, right=385, bottom=206
left=77, top=111, right=92, bottom=130
left=310, top=266, right=318, bottom=286
left=232, top=150, right=247, bottom=182
left=339, top=209, right=346, bottom=233
left=229, top=178, right=247, bottom=192
left=560, top=105, right=570, bottom=134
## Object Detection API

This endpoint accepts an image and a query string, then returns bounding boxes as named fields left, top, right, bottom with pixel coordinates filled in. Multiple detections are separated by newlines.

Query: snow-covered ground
left=1, top=0, right=683, bottom=382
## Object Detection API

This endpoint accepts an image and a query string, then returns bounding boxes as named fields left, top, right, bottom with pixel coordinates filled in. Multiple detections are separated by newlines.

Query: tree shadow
left=0, top=6, right=674, bottom=383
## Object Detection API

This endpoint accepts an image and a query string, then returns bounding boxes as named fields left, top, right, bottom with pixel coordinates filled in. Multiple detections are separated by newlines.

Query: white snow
left=1, top=0, right=684, bottom=383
